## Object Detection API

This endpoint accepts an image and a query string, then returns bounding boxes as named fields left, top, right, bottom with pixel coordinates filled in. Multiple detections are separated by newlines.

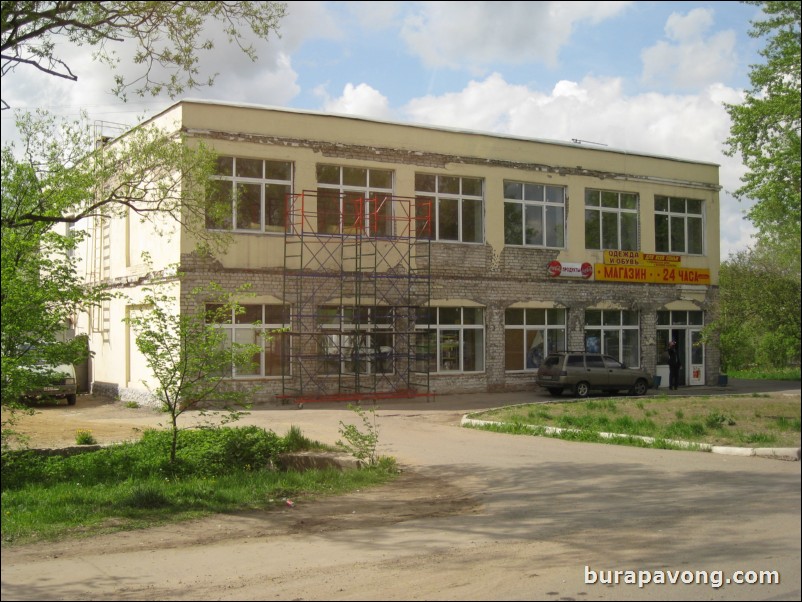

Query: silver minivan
left=536, top=352, right=652, bottom=398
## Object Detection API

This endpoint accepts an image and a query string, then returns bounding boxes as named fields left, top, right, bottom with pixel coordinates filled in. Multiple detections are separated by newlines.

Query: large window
left=415, top=307, right=485, bottom=372
left=655, top=196, right=704, bottom=255
left=316, top=165, right=394, bottom=236
left=318, top=306, right=394, bottom=375
left=206, top=156, right=292, bottom=233
left=584, top=309, right=640, bottom=367
left=415, top=174, right=484, bottom=242
left=207, top=304, right=289, bottom=377
left=585, top=189, right=638, bottom=250
left=504, top=181, right=565, bottom=247
left=504, top=308, right=566, bottom=370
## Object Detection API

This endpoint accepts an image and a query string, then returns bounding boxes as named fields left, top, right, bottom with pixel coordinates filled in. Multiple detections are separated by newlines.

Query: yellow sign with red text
left=594, top=264, right=710, bottom=285
left=603, top=251, right=681, bottom=267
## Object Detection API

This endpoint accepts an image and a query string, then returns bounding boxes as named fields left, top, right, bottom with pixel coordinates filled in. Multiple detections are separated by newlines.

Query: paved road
left=2, top=380, right=800, bottom=601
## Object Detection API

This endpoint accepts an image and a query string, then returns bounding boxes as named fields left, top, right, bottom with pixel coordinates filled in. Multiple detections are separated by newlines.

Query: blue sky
left=0, top=1, right=768, bottom=258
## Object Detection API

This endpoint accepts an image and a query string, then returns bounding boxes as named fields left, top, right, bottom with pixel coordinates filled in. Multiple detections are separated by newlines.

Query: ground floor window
left=504, top=308, right=566, bottom=370
left=585, top=309, right=640, bottom=367
left=415, top=307, right=485, bottom=373
left=207, top=304, right=289, bottom=377
left=318, top=306, right=394, bottom=375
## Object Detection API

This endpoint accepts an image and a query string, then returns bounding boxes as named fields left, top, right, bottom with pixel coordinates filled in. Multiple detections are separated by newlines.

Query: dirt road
left=2, top=390, right=801, bottom=601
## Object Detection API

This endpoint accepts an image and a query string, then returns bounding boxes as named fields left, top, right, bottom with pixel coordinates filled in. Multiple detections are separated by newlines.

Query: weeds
left=337, top=403, right=380, bottom=466
left=74, top=429, right=97, bottom=445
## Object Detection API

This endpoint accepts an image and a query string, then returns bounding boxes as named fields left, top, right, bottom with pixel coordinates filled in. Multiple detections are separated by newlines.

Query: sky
left=0, top=1, right=769, bottom=260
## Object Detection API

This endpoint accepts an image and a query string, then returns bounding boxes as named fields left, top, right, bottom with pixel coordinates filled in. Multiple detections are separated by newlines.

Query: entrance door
left=688, top=329, right=705, bottom=385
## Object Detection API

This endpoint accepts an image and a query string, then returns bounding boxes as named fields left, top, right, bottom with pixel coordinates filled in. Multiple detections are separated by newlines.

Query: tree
left=0, top=108, right=225, bottom=445
left=1, top=110, right=225, bottom=249
left=1, top=1, right=287, bottom=108
left=715, top=244, right=801, bottom=371
left=1, top=117, right=109, bottom=445
left=124, top=280, right=261, bottom=464
left=724, top=1, right=801, bottom=252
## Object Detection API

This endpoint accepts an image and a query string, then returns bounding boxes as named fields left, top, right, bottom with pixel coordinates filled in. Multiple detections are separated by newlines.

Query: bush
left=1, top=426, right=286, bottom=490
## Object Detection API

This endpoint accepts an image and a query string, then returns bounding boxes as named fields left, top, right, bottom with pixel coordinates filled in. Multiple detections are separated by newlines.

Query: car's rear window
left=566, top=355, right=584, bottom=366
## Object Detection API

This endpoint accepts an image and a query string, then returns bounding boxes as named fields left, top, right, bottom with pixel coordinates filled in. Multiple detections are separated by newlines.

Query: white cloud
left=320, top=83, right=394, bottom=120
left=401, top=73, right=754, bottom=258
left=641, top=8, right=738, bottom=90
left=400, top=1, right=631, bottom=72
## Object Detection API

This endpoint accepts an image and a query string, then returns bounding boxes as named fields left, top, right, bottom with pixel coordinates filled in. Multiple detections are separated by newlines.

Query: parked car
left=24, top=362, right=78, bottom=406
left=536, top=351, right=652, bottom=397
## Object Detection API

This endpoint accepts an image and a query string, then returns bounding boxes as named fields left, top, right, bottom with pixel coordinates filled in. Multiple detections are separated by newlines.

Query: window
left=316, top=165, right=394, bottom=236
left=655, top=196, right=704, bottom=255
left=415, top=307, right=485, bottom=372
left=585, top=189, right=638, bottom=250
left=206, top=156, right=292, bottom=233
left=318, top=306, right=394, bottom=375
left=584, top=309, right=640, bottom=367
left=504, top=308, right=566, bottom=370
left=207, top=304, right=289, bottom=377
left=503, top=181, right=565, bottom=247
left=415, top=174, right=484, bottom=242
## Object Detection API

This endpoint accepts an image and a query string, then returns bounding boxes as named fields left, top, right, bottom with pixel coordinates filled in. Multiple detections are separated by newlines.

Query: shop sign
left=603, top=251, right=681, bottom=267
left=594, top=264, right=711, bottom=284
left=548, top=261, right=593, bottom=279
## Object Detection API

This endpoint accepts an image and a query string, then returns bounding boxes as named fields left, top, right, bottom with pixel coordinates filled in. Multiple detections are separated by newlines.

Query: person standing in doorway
left=667, top=339, right=681, bottom=390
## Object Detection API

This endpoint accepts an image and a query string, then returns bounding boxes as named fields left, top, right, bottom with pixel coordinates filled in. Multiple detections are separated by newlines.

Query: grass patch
left=1, top=425, right=397, bottom=546
left=467, top=393, right=801, bottom=449
left=728, top=368, right=801, bottom=380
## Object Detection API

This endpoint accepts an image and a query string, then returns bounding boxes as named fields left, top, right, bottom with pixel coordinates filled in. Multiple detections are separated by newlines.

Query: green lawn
left=466, top=393, right=801, bottom=449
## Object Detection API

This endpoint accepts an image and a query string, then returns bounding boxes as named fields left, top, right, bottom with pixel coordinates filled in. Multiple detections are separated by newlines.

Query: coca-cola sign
left=547, top=261, right=593, bottom=279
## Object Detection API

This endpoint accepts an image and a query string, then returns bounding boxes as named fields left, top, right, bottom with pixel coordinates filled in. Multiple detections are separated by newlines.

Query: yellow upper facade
left=136, top=99, right=720, bottom=285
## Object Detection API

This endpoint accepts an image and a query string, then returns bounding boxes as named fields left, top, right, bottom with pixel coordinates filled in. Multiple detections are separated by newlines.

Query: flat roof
left=150, top=98, right=720, bottom=168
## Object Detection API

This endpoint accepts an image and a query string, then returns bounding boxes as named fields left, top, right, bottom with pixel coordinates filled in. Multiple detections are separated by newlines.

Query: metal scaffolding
left=281, top=191, right=431, bottom=404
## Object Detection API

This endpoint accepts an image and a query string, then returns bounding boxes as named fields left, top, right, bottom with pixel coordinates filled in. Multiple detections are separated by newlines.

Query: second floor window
left=206, top=156, right=292, bottom=233
left=503, top=181, right=565, bottom=247
left=655, top=196, right=704, bottom=255
left=316, top=165, right=394, bottom=236
left=585, top=189, right=638, bottom=251
left=415, top=174, right=484, bottom=243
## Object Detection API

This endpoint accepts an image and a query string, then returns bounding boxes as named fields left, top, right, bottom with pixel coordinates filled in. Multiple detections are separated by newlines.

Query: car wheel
left=66, top=394, right=77, bottom=406
left=631, top=379, right=648, bottom=396
left=547, top=388, right=562, bottom=397
left=574, top=381, right=590, bottom=398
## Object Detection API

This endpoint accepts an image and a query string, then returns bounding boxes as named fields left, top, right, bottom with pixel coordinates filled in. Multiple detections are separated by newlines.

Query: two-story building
left=74, top=99, right=721, bottom=405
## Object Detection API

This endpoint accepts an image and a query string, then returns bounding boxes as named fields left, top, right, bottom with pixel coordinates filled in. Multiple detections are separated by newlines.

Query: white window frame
left=208, top=304, right=290, bottom=378
left=655, top=195, right=705, bottom=255
left=415, top=307, right=485, bottom=373
left=503, top=181, right=566, bottom=248
left=207, top=156, right=293, bottom=233
left=584, top=309, right=641, bottom=367
left=504, top=308, right=567, bottom=371
left=316, top=165, right=395, bottom=236
left=585, top=189, right=639, bottom=250
left=415, top=174, right=484, bottom=243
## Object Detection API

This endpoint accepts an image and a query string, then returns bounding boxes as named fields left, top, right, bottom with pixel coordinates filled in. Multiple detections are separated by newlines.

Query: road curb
left=461, top=416, right=801, bottom=461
